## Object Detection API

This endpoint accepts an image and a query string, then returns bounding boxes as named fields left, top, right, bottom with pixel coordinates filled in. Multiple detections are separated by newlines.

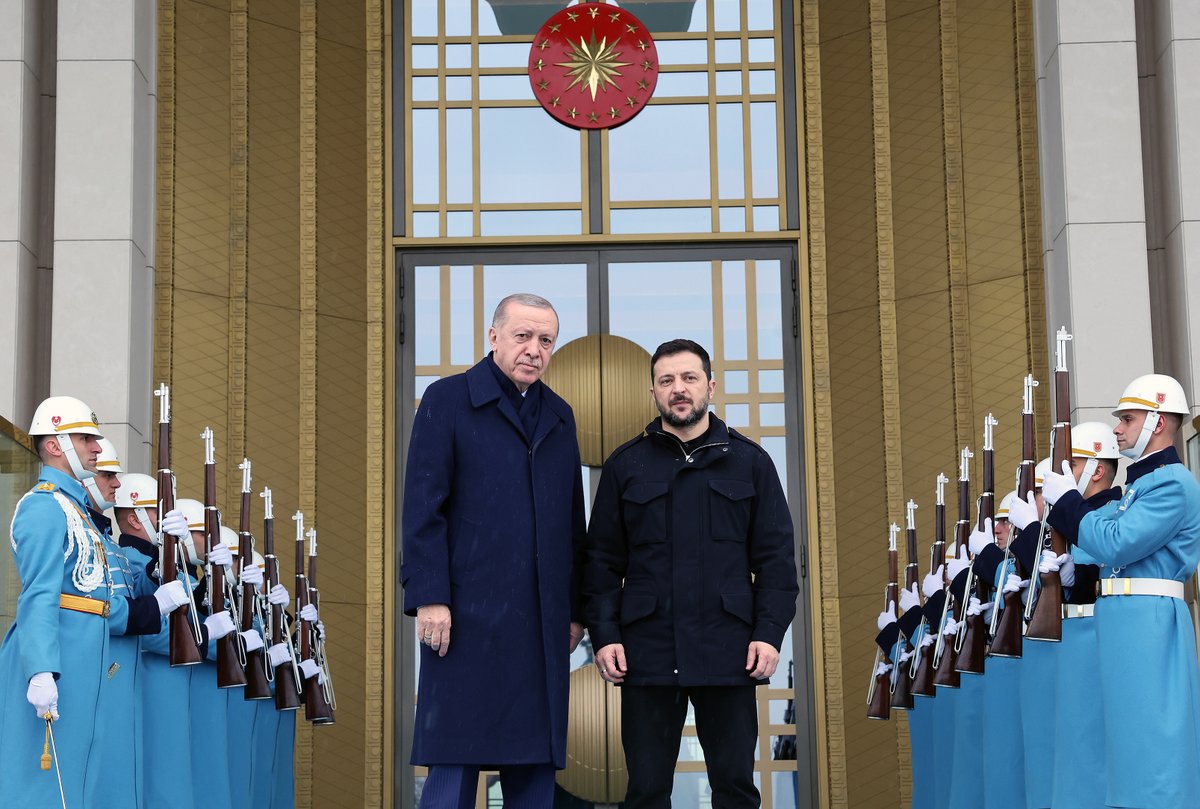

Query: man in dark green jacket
left=584, top=338, right=799, bottom=809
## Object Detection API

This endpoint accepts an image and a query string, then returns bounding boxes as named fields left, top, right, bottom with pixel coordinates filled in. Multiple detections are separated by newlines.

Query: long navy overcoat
left=401, top=357, right=585, bottom=767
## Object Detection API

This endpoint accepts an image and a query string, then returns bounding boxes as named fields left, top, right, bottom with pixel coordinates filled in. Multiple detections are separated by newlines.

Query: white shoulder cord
left=9, top=490, right=108, bottom=593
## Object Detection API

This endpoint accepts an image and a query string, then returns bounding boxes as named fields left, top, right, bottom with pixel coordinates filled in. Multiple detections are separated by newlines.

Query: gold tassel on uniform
left=40, top=719, right=52, bottom=770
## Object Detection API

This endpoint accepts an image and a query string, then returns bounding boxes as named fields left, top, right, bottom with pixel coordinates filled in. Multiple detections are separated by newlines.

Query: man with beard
left=584, top=338, right=798, bottom=809
left=402, top=293, right=586, bottom=808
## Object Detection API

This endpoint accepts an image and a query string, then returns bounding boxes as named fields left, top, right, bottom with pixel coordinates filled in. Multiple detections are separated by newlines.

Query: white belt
left=1062, top=604, right=1094, bottom=619
left=1097, top=577, right=1185, bottom=599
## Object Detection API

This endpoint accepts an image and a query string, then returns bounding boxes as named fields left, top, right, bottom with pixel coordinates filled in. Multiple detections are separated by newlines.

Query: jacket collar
left=1086, top=486, right=1123, bottom=508
left=119, top=533, right=157, bottom=559
left=40, top=466, right=88, bottom=506
left=465, top=357, right=569, bottom=447
left=645, top=413, right=730, bottom=444
left=1126, top=445, right=1182, bottom=486
left=646, top=414, right=731, bottom=466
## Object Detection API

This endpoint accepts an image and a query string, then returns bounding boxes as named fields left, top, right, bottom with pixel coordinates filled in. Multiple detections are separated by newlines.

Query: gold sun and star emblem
left=528, top=4, right=659, bottom=130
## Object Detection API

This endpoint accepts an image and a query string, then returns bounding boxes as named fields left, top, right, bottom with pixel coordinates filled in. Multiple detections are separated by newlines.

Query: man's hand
left=968, top=518, right=994, bottom=556
left=947, top=545, right=971, bottom=579
left=417, top=603, right=451, bottom=658
left=1042, top=460, right=1075, bottom=506
left=569, top=622, right=584, bottom=652
left=746, top=641, right=780, bottom=680
left=27, top=672, right=58, bottom=720
left=922, top=565, right=944, bottom=599
left=899, top=583, right=921, bottom=613
left=1008, top=492, right=1039, bottom=531
left=595, top=643, right=626, bottom=683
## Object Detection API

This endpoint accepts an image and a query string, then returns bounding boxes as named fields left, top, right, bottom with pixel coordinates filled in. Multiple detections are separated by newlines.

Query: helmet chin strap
left=83, top=478, right=114, bottom=511
left=134, top=507, right=160, bottom=545
left=1075, top=458, right=1099, bottom=495
left=56, top=435, right=94, bottom=481
left=182, top=534, right=203, bottom=568
left=1120, top=411, right=1160, bottom=460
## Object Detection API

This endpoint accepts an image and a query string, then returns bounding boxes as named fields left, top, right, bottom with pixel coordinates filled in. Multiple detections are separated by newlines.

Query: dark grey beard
left=658, top=399, right=707, bottom=428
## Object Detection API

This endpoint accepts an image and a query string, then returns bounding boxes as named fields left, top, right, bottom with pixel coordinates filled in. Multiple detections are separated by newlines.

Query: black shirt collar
left=119, top=532, right=157, bottom=559
left=1086, top=486, right=1123, bottom=508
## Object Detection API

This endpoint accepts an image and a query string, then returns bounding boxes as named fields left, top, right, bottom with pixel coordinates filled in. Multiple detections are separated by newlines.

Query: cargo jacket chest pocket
left=709, top=479, right=756, bottom=542
left=622, top=481, right=669, bottom=545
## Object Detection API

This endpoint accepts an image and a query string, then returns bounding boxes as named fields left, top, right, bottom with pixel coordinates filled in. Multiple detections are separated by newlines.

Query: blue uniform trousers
left=228, top=688, right=260, bottom=809
left=191, top=661, right=234, bottom=809
left=1018, top=640, right=1056, bottom=808
left=272, top=709, right=296, bottom=809
left=907, top=697, right=934, bottom=809
left=947, top=675, right=984, bottom=809
left=930, top=686, right=956, bottom=808
left=981, top=656, right=1025, bottom=809
left=1051, top=614, right=1106, bottom=809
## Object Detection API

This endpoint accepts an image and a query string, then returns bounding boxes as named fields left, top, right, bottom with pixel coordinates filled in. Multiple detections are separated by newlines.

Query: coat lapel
left=531, top=385, right=569, bottom=451
left=466, top=359, right=528, bottom=442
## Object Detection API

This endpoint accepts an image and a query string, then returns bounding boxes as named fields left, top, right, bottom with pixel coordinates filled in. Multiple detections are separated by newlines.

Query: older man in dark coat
left=402, top=293, right=586, bottom=809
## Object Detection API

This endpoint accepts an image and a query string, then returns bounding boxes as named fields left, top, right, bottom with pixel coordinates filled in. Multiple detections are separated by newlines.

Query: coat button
left=673, top=669, right=678, bottom=674
left=686, top=457, right=694, bottom=464
left=722, top=447, right=728, bottom=452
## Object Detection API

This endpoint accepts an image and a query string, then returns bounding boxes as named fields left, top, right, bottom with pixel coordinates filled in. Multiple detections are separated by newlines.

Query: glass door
left=397, top=245, right=813, bottom=809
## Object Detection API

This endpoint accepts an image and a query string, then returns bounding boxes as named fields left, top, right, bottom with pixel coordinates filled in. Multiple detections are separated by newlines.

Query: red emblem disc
left=528, top=5, right=659, bottom=130
left=51, top=415, right=61, bottom=426
left=1156, top=392, right=1166, bottom=404
left=1093, top=442, right=1102, bottom=453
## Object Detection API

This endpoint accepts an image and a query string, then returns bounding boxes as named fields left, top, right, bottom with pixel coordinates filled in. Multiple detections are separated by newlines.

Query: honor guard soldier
left=222, top=525, right=266, bottom=809
left=1008, top=422, right=1121, bottom=809
left=0, top=397, right=181, bottom=807
left=1040, top=375, right=1200, bottom=809
left=116, top=471, right=194, bottom=807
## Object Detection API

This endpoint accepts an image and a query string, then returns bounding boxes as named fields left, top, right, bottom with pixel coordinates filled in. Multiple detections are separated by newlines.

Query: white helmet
left=115, top=473, right=159, bottom=542
left=220, top=525, right=239, bottom=554
left=252, top=551, right=265, bottom=568
left=83, top=437, right=123, bottom=510
left=1034, top=457, right=1051, bottom=488
left=175, top=498, right=206, bottom=566
left=28, top=395, right=103, bottom=480
left=1069, top=421, right=1120, bottom=494
left=996, top=491, right=1017, bottom=521
left=1112, top=373, right=1189, bottom=459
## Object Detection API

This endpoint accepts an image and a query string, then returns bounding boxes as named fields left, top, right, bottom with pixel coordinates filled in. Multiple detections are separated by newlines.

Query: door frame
left=393, top=241, right=817, bottom=808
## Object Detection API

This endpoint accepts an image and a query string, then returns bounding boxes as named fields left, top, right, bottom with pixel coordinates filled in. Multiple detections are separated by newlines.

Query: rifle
left=953, top=427, right=989, bottom=675
left=308, top=529, right=337, bottom=718
left=908, top=495, right=936, bottom=697
left=1025, top=328, right=1074, bottom=641
left=931, top=470, right=960, bottom=688
left=262, top=488, right=302, bottom=711
left=202, top=428, right=247, bottom=688
left=989, top=375, right=1039, bottom=657
left=154, top=384, right=204, bottom=666
left=294, top=515, right=334, bottom=724
left=889, top=506, right=916, bottom=710
left=237, top=459, right=272, bottom=700
left=866, top=523, right=900, bottom=720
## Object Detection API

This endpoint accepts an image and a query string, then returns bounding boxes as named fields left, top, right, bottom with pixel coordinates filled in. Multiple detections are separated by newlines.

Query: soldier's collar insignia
left=36, top=482, right=56, bottom=492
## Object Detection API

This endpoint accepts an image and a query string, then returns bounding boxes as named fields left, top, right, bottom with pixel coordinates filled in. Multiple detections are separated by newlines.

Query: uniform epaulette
left=728, top=428, right=767, bottom=453
left=34, top=482, right=56, bottom=493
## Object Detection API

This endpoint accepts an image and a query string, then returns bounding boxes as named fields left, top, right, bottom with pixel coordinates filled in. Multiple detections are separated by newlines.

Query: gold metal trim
left=370, top=0, right=389, bottom=804
left=296, top=2, right=317, bottom=806
left=940, top=0, right=975, bottom=450
left=227, top=0, right=249, bottom=488
left=154, top=0, right=176, bottom=397
left=0, top=415, right=33, bottom=452
left=868, top=3, right=910, bottom=802
left=799, top=1, right=838, bottom=805
left=1013, top=0, right=1051, bottom=426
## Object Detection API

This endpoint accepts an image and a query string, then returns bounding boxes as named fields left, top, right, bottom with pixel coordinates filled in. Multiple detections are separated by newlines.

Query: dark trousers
left=420, top=763, right=555, bottom=809
left=621, top=685, right=760, bottom=809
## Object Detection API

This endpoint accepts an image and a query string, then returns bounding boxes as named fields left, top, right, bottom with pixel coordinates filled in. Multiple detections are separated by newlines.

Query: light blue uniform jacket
left=1066, top=448, right=1200, bottom=809
left=0, top=468, right=142, bottom=806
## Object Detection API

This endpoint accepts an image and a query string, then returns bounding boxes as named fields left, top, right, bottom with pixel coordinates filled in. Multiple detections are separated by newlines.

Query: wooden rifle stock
left=911, top=487, right=941, bottom=696
left=867, top=527, right=900, bottom=720
left=1026, top=332, right=1073, bottom=642
left=295, top=518, right=333, bottom=724
left=954, top=433, right=989, bottom=675
left=930, top=472, right=960, bottom=689
left=204, top=434, right=246, bottom=689
left=890, top=503, right=918, bottom=708
left=990, top=377, right=1038, bottom=658
left=264, top=491, right=301, bottom=711
left=303, top=537, right=335, bottom=725
left=156, top=385, right=203, bottom=666
left=237, top=461, right=272, bottom=700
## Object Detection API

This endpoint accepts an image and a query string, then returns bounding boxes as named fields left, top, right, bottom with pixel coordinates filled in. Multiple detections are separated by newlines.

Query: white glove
left=299, top=659, right=320, bottom=680
left=941, top=618, right=959, bottom=637
left=920, top=632, right=936, bottom=648
left=1041, top=460, right=1075, bottom=506
left=981, top=599, right=995, bottom=623
left=267, top=583, right=290, bottom=607
left=267, top=643, right=292, bottom=668
left=239, top=628, right=265, bottom=653
left=153, top=579, right=189, bottom=615
left=922, top=566, right=944, bottom=598
left=877, top=601, right=897, bottom=631
left=1040, top=551, right=1076, bottom=587
left=27, top=672, right=59, bottom=720
left=204, top=610, right=236, bottom=640
left=965, top=596, right=983, bottom=617
left=968, top=518, right=994, bottom=556
left=899, top=583, right=921, bottom=613
left=300, top=603, right=319, bottom=624
left=160, top=509, right=190, bottom=540
left=316, top=620, right=326, bottom=640
left=1008, top=491, right=1039, bottom=531
left=208, top=542, right=233, bottom=567
left=874, top=661, right=893, bottom=678
left=1002, top=573, right=1024, bottom=594
left=238, top=563, right=263, bottom=590
left=899, top=648, right=915, bottom=664
left=946, top=545, right=971, bottom=580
